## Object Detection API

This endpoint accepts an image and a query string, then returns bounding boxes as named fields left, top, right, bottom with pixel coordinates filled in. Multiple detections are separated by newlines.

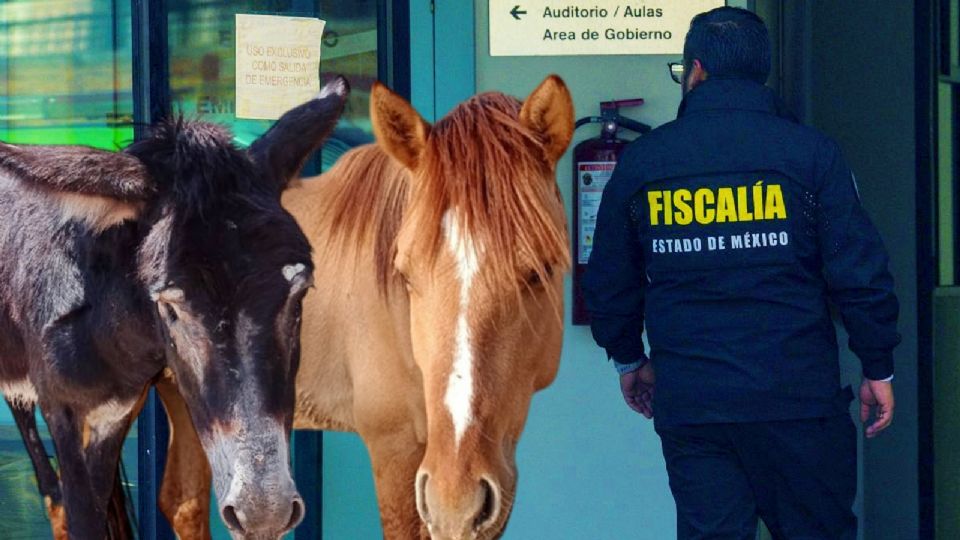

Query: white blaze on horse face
left=442, top=211, right=480, bottom=449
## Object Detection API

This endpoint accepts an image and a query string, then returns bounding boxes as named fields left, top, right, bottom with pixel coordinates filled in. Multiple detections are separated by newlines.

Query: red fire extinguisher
left=572, top=98, right=651, bottom=326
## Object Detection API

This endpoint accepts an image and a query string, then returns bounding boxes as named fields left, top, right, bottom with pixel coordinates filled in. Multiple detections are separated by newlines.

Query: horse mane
left=123, top=117, right=265, bottom=216
left=323, top=91, right=569, bottom=303
left=320, top=144, right=410, bottom=293
left=412, top=92, right=570, bottom=295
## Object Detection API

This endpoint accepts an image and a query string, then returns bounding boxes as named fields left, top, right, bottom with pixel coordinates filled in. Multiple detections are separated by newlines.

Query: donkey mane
left=124, top=118, right=266, bottom=216
left=322, top=91, right=570, bottom=299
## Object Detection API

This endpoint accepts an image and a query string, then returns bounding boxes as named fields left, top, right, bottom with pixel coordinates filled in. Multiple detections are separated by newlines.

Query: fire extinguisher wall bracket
left=571, top=99, right=650, bottom=326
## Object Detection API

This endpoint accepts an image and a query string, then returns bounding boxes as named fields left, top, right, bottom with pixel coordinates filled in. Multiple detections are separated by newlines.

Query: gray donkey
left=0, top=76, right=349, bottom=539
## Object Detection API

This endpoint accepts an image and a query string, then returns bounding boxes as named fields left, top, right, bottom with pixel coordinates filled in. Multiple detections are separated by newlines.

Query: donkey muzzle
left=220, top=474, right=304, bottom=539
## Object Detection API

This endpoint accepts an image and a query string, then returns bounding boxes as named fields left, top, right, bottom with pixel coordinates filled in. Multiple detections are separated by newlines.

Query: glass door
left=166, top=0, right=385, bottom=166
left=143, top=1, right=407, bottom=538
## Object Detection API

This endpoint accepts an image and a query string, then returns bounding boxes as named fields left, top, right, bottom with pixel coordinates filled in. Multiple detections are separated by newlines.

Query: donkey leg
left=363, top=429, right=429, bottom=540
left=84, top=388, right=148, bottom=540
left=6, top=398, right=68, bottom=540
left=42, top=402, right=108, bottom=539
left=156, top=371, right=213, bottom=540
left=85, top=427, right=135, bottom=540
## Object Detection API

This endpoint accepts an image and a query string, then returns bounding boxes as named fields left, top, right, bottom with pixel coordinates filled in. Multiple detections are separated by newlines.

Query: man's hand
left=860, top=378, right=895, bottom=438
left=620, top=362, right=655, bottom=419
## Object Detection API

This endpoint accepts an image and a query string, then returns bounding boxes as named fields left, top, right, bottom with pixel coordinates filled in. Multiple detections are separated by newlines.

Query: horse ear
left=0, top=142, right=153, bottom=231
left=249, top=75, right=350, bottom=190
left=370, top=82, right=430, bottom=171
left=520, top=75, right=575, bottom=164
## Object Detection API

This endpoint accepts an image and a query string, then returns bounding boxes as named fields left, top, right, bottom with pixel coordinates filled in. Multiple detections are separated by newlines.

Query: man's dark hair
left=683, top=7, right=771, bottom=84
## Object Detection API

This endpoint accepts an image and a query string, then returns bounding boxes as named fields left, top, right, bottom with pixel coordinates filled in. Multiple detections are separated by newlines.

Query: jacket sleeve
left=583, top=152, right=648, bottom=367
left=816, top=139, right=901, bottom=380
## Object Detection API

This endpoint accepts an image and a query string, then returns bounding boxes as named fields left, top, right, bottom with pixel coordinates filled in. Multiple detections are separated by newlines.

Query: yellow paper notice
left=489, top=0, right=724, bottom=56
left=236, top=14, right=326, bottom=120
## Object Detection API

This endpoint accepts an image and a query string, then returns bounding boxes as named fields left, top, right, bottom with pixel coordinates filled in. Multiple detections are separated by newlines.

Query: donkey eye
left=152, top=287, right=186, bottom=321
left=157, top=287, right=185, bottom=303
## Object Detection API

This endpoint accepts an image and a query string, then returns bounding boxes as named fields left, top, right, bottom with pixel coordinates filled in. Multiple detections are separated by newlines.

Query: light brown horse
left=155, top=75, right=574, bottom=540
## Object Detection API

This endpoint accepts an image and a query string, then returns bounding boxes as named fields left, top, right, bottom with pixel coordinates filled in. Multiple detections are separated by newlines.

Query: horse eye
left=163, top=303, right=179, bottom=322
left=525, top=264, right=553, bottom=287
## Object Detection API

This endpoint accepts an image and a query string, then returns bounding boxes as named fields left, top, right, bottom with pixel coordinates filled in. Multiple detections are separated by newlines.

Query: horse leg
left=42, top=402, right=108, bottom=539
left=6, top=398, right=67, bottom=540
left=363, top=428, right=429, bottom=540
left=156, top=371, right=213, bottom=540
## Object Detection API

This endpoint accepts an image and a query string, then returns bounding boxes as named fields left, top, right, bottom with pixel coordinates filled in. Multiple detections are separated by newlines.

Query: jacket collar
left=677, top=77, right=793, bottom=120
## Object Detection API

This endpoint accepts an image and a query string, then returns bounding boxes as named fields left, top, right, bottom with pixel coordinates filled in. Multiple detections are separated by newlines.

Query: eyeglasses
left=668, top=62, right=685, bottom=84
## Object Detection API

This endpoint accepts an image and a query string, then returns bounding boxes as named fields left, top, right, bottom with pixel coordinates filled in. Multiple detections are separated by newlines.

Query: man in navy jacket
left=583, top=7, right=900, bottom=540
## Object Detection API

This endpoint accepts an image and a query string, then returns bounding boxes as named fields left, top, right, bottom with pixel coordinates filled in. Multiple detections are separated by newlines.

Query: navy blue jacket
left=583, top=77, right=901, bottom=427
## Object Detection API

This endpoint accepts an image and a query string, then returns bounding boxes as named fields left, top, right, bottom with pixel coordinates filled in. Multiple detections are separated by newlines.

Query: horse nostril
left=286, top=497, right=306, bottom=531
left=415, top=470, right=431, bottom=524
left=222, top=505, right=245, bottom=533
left=473, top=477, right=501, bottom=532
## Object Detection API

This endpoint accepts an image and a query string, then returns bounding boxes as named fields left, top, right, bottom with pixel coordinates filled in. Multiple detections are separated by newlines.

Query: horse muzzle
left=415, top=470, right=506, bottom=540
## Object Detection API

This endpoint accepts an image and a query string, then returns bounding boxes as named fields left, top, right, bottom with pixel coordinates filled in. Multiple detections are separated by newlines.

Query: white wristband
left=614, top=359, right=644, bottom=375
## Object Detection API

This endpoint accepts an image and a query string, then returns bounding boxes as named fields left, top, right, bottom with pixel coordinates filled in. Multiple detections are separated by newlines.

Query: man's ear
left=370, top=82, right=430, bottom=171
left=686, top=59, right=708, bottom=92
left=248, top=75, right=350, bottom=190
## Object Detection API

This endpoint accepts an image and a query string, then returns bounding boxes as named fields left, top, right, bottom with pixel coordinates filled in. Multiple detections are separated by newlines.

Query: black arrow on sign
left=510, top=5, right=527, bottom=20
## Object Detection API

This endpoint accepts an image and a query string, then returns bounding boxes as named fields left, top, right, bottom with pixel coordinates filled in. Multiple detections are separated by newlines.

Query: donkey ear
left=248, top=75, right=350, bottom=190
left=370, top=82, right=431, bottom=171
left=0, top=142, right=153, bottom=231
left=520, top=75, right=575, bottom=164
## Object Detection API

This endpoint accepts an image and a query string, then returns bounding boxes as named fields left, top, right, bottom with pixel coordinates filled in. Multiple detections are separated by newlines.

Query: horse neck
left=284, top=164, right=420, bottom=432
